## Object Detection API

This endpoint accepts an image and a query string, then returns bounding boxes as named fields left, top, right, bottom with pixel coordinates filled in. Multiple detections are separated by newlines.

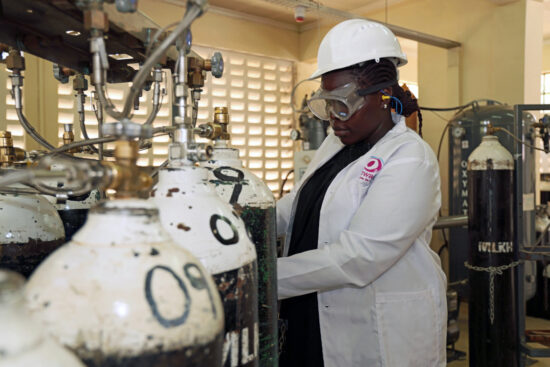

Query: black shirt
left=279, top=140, right=372, bottom=367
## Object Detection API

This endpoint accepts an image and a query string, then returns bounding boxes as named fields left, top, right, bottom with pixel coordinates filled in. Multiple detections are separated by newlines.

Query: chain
left=278, top=318, right=287, bottom=357
left=464, top=260, right=521, bottom=325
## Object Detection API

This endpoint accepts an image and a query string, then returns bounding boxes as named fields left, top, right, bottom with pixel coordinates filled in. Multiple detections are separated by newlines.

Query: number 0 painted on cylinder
left=210, top=214, right=239, bottom=245
left=145, top=265, right=191, bottom=328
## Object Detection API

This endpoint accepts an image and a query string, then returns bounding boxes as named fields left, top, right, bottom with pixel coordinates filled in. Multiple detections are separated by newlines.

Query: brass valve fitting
left=5, top=50, right=25, bottom=72
left=0, top=131, right=26, bottom=167
left=102, top=140, right=152, bottom=198
left=187, top=52, right=223, bottom=89
left=198, top=106, right=231, bottom=141
left=187, top=57, right=206, bottom=89
left=59, top=124, right=80, bottom=155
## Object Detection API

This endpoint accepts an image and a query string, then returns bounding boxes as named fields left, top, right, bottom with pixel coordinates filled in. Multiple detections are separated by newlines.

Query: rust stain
left=218, top=279, right=232, bottom=292
left=177, top=223, right=191, bottom=231
left=166, top=188, right=180, bottom=197
left=232, top=203, right=244, bottom=216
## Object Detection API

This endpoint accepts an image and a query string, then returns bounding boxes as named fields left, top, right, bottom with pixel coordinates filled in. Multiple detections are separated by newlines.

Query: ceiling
left=206, top=0, right=406, bottom=27
left=204, top=0, right=550, bottom=39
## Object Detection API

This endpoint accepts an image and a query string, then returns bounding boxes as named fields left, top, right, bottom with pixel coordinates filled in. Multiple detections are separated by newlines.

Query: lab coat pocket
left=375, top=289, right=439, bottom=367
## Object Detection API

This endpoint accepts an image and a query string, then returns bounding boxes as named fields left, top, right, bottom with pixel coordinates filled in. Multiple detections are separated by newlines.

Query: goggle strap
left=356, top=80, right=397, bottom=96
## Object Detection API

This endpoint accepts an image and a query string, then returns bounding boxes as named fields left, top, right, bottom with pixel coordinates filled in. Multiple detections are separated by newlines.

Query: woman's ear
left=380, top=88, right=391, bottom=109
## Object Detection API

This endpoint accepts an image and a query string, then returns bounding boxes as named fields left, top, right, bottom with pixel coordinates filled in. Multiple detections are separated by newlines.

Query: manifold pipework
left=6, top=50, right=55, bottom=151
left=0, top=122, right=156, bottom=198
left=89, top=0, right=207, bottom=121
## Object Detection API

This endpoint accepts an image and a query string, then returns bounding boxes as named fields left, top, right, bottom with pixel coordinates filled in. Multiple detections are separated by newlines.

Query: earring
left=383, top=104, right=388, bottom=109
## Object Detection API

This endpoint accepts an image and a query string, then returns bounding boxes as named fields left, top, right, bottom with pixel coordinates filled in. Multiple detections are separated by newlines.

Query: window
left=192, top=46, right=295, bottom=196
left=542, top=72, right=550, bottom=104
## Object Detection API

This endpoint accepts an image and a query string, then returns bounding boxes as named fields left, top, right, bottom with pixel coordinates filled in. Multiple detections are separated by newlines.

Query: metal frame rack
left=514, top=104, right=550, bottom=366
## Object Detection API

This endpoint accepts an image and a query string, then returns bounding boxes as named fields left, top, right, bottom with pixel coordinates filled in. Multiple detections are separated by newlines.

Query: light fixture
left=65, top=30, right=81, bottom=37
left=108, top=53, right=133, bottom=61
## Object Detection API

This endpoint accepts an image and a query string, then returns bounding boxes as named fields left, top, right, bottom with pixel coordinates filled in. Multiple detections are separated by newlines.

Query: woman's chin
left=336, top=133, right=358, bottom=145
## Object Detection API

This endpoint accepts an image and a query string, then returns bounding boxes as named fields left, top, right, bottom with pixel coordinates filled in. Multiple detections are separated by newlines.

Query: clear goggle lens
left=307, top=83, right=365, bottom=122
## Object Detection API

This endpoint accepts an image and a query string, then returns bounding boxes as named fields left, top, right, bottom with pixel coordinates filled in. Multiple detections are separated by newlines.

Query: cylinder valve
left=0, top=131, right=26, bottom=167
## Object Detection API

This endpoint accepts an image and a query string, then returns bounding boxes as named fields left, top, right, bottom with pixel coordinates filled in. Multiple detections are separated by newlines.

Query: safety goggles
left=307, top=80, right=397, bottom=121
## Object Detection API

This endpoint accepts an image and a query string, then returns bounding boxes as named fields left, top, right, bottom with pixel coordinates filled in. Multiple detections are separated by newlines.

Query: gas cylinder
left=26, top=199, right=224, bottom=366
left=46, top=189, right=101, bottom=241
left=200, top=107, right=278, bottom=367
left=0, top=269, right=84, bottom=367
left=0, top=131, right=66, bottom=278
left=154, top=138, right=259, bottom=366
left=25, top=139, right=224, bottom=367
left=41, top=148, right=101, bottom=241
left=467, top=134, right=517, bottom=367
left=0, top=181, right=65, bottom=277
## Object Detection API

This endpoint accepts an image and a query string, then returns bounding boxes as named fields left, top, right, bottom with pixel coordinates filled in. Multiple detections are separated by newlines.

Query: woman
left=277, top=19, right=447, bottom=367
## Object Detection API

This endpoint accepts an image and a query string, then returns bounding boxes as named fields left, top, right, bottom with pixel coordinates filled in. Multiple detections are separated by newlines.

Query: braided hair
left=347, top=59, right=423, bottom=136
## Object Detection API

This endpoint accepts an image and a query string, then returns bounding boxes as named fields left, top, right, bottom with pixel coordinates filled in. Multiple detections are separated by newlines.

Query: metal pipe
left=144, top=68, right=164, bottom=126
left=46, top=126, right=174, bottom=156
left=16, top=108, right=56, bottom=150
left=433, top=215, right=468, bottom=229
left=32, top=182, right=92, bottom=197
left=150, top=159, right=169, bottom=179
left=95, top=84, right=126, bottom=121
left=48, top=136, right=118, bottom=155
left=11, top=75, right=55, bottom=151
left=0, top=170, right=66, bottom=187
left=90, top=31, right=126, bottom=121
left=122, top=4, right=203, bottom=118
left=0, top=187, right=42, bottom=195
left=77, top=91, right=101, bottom=157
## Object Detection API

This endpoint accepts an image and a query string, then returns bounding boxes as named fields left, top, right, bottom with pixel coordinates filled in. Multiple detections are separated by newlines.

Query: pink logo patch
left=359, top=157, right=383, bottom=186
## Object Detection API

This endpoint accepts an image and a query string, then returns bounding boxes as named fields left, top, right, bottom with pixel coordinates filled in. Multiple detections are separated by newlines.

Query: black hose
left=420, top=99, right=503, bottom=112
left=279, top=169, right=294, bottom=198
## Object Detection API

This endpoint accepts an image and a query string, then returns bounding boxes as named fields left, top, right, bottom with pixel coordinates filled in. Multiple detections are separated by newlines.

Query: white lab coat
left=277, top=116, right=447, bottom=367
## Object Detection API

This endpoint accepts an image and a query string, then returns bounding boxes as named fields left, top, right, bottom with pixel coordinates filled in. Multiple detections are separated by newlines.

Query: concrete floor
left=448, top=303, right=550, bottom=366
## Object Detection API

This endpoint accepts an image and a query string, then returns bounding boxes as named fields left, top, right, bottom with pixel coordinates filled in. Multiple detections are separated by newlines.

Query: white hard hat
left=310, top=19, right=408, bottom=79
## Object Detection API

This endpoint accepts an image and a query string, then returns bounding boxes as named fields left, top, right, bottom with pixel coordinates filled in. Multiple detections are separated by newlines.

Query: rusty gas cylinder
left=202, top=145, right=277, bottom=367
left=0, top=181, right=65, bottom=278
left=25, top=199, right=224, bottom=367
left=154, top=164, right=260, bottom=367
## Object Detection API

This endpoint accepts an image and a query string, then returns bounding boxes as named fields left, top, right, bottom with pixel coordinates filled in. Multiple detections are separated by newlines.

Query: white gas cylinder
left=25, top=199, right=224, bottom=366
left=0, top=269, right=84, bottom=367
left=153, top=165, right=260, bottom=367
left=201, top=145, right=278, bottom=365
left=0, top=182, right=65, bottom=277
